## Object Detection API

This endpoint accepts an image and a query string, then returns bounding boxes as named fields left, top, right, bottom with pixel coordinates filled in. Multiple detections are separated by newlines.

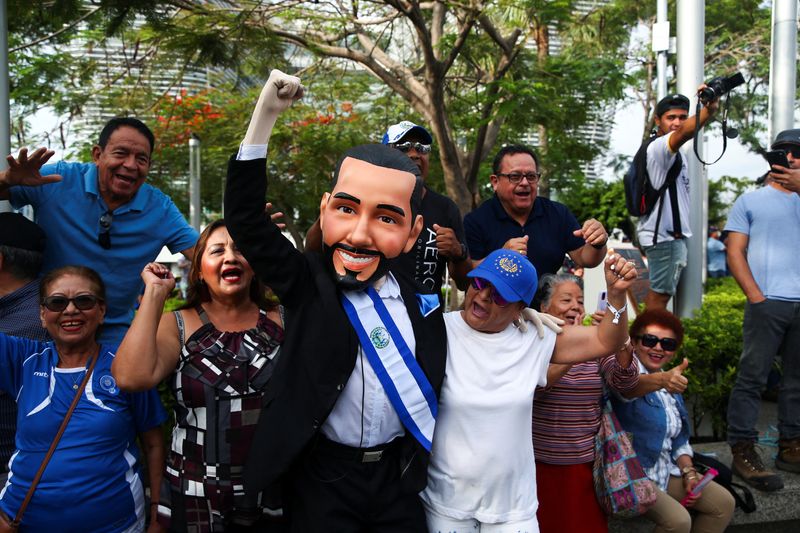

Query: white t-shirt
left=636, top=133, right=692, bottom=247
left=420, top=311, right=557, bottom=524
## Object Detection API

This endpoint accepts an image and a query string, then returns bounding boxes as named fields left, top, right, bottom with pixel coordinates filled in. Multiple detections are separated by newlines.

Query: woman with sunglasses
left=611, top=309, right=734, bottom=533
left=0, top=265, right=167, bottom=532
left=421, top=249, right=636, bottom=532
left=531, top=273, right=639, bottom=533
left=113, top=220, right=284, bottom=532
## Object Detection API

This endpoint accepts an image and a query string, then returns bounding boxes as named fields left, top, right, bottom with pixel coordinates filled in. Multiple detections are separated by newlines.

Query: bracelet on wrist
left=606, top=300, right=627, bottom=324
left=591, top=239, right=608, bottom=250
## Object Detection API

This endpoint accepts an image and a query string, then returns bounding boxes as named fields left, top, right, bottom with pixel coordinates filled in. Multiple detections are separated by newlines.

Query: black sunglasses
left=775, top=146, right=800, bottom=158
left=391, top=141, right=432, bottom=154
left=637, top=333, right=678, bottom=351
left=42, top=295, right=103, bottom=312
left=470, top=277, right=510, bottom=307
left=99, top=211, right=113, bottom=249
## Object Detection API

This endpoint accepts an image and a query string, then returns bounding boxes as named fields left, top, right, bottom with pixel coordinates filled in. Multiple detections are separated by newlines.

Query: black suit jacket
left=225, top=157, right=447, bottom=494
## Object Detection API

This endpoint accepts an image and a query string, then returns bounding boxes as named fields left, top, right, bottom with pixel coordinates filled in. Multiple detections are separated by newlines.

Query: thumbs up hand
left=662, top=358, right=689, bottom=393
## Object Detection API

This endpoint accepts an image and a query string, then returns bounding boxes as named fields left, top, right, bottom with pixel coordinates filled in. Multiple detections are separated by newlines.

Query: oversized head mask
left=319, top=144, right=423, bottom=290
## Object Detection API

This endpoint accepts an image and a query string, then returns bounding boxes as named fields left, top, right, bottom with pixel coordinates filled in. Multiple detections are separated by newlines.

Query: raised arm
left=552, top=254, right=637, bottom=364
left=667, top=84, right=720, bottom=152
left=242, top=70, right=304, bottom=146
left=225, top=70, right=314, bottom=302
left=0, top=147, right=62, bottom=199
left=113, top=262, right=182, bottom=391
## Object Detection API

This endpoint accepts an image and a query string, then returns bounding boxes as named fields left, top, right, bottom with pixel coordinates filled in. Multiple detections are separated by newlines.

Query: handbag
left=593, top=397, right=658, bottom=518
left=0, top=354, right=100, bottom=532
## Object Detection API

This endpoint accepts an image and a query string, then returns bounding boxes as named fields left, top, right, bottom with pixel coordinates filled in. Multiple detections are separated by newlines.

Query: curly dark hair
left=182, top=219, right=276, bottom=312
left=630, top=309, right=685, bottom=348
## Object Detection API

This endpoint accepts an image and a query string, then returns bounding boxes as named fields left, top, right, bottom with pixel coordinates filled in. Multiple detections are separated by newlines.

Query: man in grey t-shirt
left=725, top=128, right=800, bottom=492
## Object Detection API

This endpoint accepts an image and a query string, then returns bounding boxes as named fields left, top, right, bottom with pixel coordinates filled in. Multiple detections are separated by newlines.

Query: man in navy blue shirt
left=464, top=145, right=608, bottom=284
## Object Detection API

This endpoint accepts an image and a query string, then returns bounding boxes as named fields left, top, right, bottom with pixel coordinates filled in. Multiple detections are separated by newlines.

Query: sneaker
left=776, top=438, right=800, bottom=473
left=731, top=441, right=784, bottom=491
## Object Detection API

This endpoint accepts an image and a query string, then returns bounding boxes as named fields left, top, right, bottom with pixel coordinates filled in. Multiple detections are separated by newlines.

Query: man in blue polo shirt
left=464, top=144, right=608, bottom=285
left=0, top=117, right=198, bottom=345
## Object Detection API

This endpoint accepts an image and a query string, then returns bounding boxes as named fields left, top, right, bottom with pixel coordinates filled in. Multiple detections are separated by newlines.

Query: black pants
left=287, top=438, right=427, bottom=533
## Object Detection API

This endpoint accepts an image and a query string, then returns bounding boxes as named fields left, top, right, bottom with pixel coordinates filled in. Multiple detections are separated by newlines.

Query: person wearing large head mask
left=224, top=70, right=446, bottom=532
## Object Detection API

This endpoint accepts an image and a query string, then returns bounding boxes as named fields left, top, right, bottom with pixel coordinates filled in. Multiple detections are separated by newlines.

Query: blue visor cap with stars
left=467, top=249, right=538, bottom=305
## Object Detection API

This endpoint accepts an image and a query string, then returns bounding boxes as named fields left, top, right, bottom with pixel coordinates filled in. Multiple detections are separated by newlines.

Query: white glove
left=515, top=308, right=565, bottom=338
left=243, top=69, right=305, bottom=145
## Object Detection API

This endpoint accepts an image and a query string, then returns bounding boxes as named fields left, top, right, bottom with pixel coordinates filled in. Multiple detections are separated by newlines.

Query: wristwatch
left=455, top=243, right=468, bottom=262
left=681, top=465, right=698, bottom=479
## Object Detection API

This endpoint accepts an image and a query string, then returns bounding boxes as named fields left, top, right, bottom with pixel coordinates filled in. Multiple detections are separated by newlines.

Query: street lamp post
left=189, top=135, right=201, bottom=231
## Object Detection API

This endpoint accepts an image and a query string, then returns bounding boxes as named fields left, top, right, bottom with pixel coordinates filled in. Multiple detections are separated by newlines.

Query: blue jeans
left=727, top=299, right=800, bottom=444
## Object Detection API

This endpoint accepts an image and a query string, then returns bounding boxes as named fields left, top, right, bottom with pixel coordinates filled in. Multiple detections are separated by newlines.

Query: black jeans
left=727, top=299, right=800, bottom=444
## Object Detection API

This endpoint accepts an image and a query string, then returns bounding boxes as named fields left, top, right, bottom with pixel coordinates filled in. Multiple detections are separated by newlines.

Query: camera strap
left=693, top=95, right=733, bottom=166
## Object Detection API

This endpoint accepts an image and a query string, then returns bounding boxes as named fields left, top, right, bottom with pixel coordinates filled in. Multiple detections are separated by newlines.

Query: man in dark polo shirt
left=464, top=144, right=608, bottom=282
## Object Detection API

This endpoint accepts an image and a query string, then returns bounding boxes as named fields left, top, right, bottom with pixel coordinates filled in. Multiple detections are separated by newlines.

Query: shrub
left=677, top=277, right=744, bottom=440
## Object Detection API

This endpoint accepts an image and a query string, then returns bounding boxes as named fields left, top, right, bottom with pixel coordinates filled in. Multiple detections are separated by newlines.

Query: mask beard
left=323, top=242, right=390, bottom=291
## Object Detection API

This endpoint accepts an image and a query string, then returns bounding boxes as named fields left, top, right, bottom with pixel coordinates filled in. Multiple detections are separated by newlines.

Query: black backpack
left=624, top=135, right=683, bottom=245
left=694, top=453, right=757, bottom=513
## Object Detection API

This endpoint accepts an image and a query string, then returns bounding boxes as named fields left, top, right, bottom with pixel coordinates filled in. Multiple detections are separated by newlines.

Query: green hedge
left=677, top=277, right=745, bottom=440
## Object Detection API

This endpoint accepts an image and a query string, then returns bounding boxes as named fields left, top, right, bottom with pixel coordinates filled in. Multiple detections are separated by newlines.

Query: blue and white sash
left=341, top=287, right=438, bottom=451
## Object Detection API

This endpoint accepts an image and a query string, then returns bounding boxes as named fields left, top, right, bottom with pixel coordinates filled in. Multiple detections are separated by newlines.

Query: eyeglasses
left=391, top=142, right=432, bottom=154
left=496, top=172, right=541, bottom=184
left=636, top=333, right=678, bottom=351
left=470, top=277, right=510, bottom=307
left=98, top=211, right=112, bottom=249
left=42, top=295, right=103, bottom=312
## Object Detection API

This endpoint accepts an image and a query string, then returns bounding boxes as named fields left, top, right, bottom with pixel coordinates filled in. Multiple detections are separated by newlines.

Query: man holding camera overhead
left=638, top=88, right=719, bottom=310
left=724, top=128, right=800, bottom=492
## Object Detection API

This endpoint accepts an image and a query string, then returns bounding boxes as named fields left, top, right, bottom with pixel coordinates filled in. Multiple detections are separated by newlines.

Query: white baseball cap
left=382, top=121, right=433, bottom=145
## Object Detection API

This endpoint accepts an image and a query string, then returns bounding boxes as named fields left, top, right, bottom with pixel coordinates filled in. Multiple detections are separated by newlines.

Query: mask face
left=319, top=156, right=422, bottom=290
left=323, top=242, right=390, bottom=291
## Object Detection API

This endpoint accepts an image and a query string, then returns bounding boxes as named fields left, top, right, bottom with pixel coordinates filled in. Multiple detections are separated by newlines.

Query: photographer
left=638, top=86, right=720, bottom=310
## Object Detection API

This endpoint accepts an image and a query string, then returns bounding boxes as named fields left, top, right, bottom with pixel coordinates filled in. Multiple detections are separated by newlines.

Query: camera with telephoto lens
left=698, top=72, right=745, bottom=104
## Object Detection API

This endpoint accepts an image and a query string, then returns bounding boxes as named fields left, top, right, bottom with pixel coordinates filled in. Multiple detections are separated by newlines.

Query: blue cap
left=467, top=249, right=538, bottom=304
left=381, top=121, right=433, bottom=145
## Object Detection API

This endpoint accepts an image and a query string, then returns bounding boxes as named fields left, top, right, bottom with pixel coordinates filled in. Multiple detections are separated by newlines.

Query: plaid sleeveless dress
left=156, top=306, right=283, bottom=532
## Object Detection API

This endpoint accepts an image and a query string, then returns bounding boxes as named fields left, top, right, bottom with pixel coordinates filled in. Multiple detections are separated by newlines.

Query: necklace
left=68, top=369, right=86, bottom=391
left=58, top=345, right=98, bottom=391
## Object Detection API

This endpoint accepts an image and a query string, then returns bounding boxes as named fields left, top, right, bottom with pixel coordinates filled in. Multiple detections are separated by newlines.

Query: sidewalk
left=609, top=399, right=800, bottom=532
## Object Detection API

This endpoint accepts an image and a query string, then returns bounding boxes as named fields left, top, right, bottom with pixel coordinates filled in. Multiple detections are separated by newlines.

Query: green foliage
left=708, top=175, right=755, bottom=228
left=163, top=297, right=185, bottom=313
left=559, top=178, right=636, bottom=240
left=677, top=277, right=745, bottom=440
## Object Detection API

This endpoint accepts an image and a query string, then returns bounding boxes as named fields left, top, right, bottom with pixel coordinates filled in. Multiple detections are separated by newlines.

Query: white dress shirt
left=321, top=273, right=413, bottom=447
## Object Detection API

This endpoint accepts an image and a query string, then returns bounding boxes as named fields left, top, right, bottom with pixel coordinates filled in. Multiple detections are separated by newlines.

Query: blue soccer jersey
left=0, top=334, right=166, bottom=532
